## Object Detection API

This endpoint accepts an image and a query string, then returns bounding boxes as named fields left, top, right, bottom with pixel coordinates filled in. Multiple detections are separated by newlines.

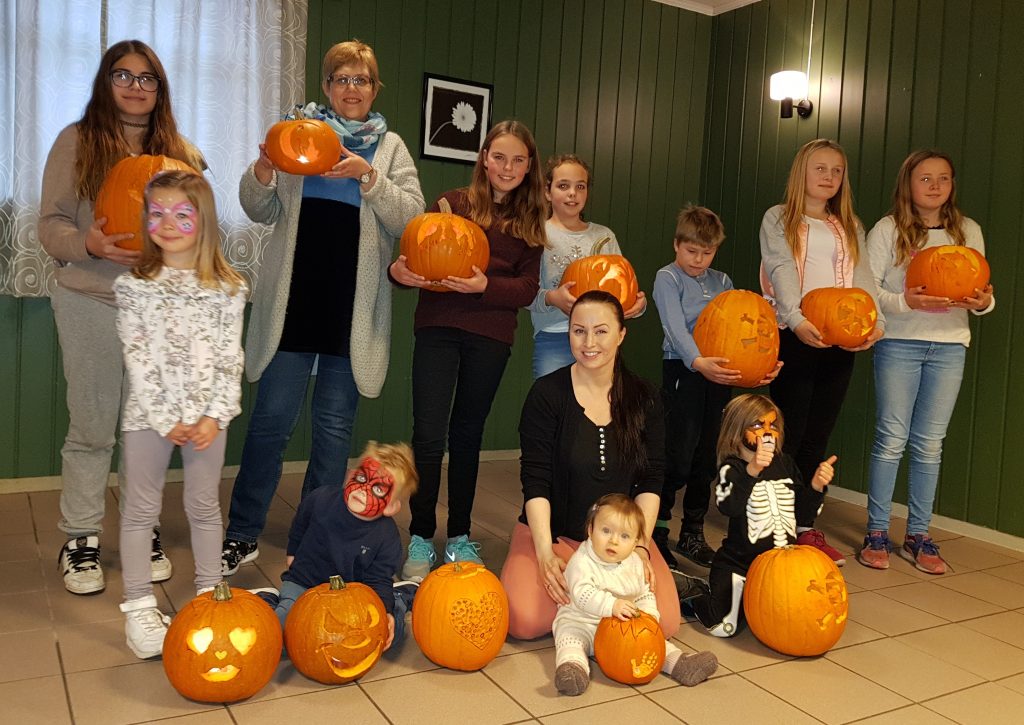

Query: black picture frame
left=420, top=73, right=493, bottom=164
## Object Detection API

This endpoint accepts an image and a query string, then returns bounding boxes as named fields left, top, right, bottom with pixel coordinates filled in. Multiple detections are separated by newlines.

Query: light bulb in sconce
left=769, top=71, right=813, bottom=119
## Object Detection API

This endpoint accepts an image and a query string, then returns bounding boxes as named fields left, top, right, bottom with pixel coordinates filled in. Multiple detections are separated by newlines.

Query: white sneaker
left=150, top=528, right=173, bottom=583
left=120, top=595, right=171, bottom=659
left=59, top=536, right=105, bottom=594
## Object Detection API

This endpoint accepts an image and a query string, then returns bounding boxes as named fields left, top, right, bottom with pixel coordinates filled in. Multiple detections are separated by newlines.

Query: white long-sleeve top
left=114, top=268, right=246, bottom=436
left=866, top=215, right=995, bottom=345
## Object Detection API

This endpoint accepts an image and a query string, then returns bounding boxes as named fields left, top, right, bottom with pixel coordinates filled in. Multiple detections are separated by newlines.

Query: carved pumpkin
left=593, top=612, right=666, bottom=684
left=559, top=237, right=639, bottom=310
left=94, top=154, right=197, bottom=250
left=284, top=574, right=389, bottom=684
left=800, top=287, right=878, bottom=347
left=163, top=582, right=282, bottom=703
left=412, top=562, right=509, bottom=671
left=692, top=289, right=780, bottom=387
left=743, top=545, right=848, bottom=656
left=905, top=245, right=990, bottom=300
left=264, top=118, right=342, bottom=176
left=400, top=198, right=490, bottom=289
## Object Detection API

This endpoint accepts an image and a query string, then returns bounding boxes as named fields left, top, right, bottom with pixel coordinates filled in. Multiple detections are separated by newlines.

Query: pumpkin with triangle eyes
left=800, top=287, right=878, bottom=347
left=594, top=611, right=666, bottom=684
left=284, top=575, right=389, bottom=684
left=163, top=583, right=282, bottom=703
left=692, top=290, right=780, bottom=387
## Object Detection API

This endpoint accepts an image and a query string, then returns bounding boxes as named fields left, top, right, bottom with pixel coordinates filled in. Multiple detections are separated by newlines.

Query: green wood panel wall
left=700, top=0, right=1024, bottom=536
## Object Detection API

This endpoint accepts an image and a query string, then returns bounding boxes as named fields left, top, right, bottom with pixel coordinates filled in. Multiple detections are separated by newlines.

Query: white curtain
left=0, top=0, right=308, bottom=297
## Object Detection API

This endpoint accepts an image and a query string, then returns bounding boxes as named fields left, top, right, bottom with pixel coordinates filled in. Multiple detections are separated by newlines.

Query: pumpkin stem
left=213, top=581, right=233, bottom=602
left=329, top=575, right=347, bottom=590
left=438, top=197, right=453, bottom=215
left=590, top=236, right=612, bottom=255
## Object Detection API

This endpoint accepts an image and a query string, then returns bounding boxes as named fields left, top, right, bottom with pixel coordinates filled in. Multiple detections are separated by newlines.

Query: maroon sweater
left=409, top=189, right=542, bottom=346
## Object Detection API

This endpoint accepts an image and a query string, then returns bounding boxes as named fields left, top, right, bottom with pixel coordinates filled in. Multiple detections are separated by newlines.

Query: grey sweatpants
left=120, top=429, right=226, bottom=601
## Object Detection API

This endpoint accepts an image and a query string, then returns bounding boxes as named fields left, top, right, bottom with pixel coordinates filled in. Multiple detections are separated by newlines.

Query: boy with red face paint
left=257, top=441, right=418, bottom=650
left=686, top=395, right=835, bottom=637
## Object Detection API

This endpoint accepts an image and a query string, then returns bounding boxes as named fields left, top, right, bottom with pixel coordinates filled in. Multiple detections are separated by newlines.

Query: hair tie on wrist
left=635, top=545, right=651, bottom=557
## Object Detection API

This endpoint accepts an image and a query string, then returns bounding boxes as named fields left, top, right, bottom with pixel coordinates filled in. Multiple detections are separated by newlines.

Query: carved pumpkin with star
left=412, top=561, right=509, bottom=671
left=692, top=289, right=780, bottom=387
left=800, top=287, right=878, bottom=347
left=284, top=575, right=389, bottom=684
left=905, top=245, right=990, bottom=300
left=162, top=583, right=281, bottom=703
left=559, top=237, right=639, bottom=310
left=743, top=545, right=848, bottom=656
left=594, top=611, right=666, bottom=684
left=400, top=198, right=490, bottom=289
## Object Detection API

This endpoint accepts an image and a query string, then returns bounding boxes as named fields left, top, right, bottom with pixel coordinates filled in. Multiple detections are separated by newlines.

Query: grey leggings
left=120, top=429, right=226, bottom=601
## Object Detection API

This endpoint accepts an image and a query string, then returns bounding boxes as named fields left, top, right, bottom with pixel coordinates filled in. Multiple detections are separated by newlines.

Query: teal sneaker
left=401, top=535, right=437, bottom=581
left=444, top=535, right=483, bottom=565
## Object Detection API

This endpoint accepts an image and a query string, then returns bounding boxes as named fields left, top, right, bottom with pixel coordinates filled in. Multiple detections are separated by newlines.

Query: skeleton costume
left=694, top=453, right=825, bottom=636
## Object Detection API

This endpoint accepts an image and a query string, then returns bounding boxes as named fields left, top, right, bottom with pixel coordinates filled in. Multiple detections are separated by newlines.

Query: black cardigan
left=517, top=365, right=665, bottom=541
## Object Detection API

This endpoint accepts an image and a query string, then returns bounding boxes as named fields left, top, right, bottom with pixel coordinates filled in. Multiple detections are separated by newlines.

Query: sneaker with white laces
left=221, top=538, right=259, bottom=576
left=120, top=594, right=171, bottom=659
left=59, top=536, right=105, bottom=594
left=444, top=534, right=483, bottom=565
left=401, top=535, right=437, bottom=581
left=150, top=528, right=173, bottom=583
left=796, top=528, right=846, bottom=566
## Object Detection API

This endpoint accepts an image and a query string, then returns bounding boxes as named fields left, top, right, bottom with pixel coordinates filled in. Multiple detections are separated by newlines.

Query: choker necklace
left=120, top=119, right=149, bottom=128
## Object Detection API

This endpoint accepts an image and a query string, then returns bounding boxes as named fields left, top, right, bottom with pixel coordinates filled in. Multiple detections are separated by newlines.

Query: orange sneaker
left=901, top=534, right=947, bottom=575
left=857, top=531, right=891, bottom=570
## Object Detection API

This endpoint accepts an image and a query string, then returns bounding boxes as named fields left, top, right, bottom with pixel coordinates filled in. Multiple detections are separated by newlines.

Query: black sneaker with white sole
left=675, top=530, right=716, bottom=568
left=221, top=538, right=259, bottom=576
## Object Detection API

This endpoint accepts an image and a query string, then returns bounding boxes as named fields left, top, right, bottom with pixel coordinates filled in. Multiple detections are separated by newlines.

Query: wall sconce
left=770, top=71, right=813, bottom=119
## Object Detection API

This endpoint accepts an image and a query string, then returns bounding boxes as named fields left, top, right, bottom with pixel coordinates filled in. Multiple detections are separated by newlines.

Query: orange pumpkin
left=400, top=199, right=490, bottom=289
left=905, top=245, right=990, bottom=300
left=412, top=562, right=509, bottom=671
left=743, top=545, right=848, bottom=656
left=264, top=118, right=342, bottom=176
left=593, top=612, right=666, bottom=684
left=692, top=289, right=780, bottom=387
left=94, top=154, right=197, bottom=250
left=559, top=237, right=639, bottom=310
left=284, top=574, right=389, bottom=684
left=163, top=582, right=282, bottom=703
left=800, top=287, right=878, bottom=347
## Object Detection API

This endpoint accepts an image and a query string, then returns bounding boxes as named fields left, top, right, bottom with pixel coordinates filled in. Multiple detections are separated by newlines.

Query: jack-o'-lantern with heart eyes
left=693, top=289, right=780, bottom=387
left=905, top=244, right=990, bottom=300
left=163, top=583, right=282, bottom=703
left=800, top=287, right=878, bottom=347
left=284, top=575, right=389, bottom=684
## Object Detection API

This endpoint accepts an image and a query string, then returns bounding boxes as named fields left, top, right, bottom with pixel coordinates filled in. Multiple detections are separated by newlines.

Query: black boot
left=676, top=530, right=716, bottom=568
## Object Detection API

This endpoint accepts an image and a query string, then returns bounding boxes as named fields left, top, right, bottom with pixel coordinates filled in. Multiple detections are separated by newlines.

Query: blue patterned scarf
left=289, top=102, right=388, bottom=151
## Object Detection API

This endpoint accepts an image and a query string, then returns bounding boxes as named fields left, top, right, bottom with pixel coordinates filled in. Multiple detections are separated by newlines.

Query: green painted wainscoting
left=699, top=0, right=1024, bottom=536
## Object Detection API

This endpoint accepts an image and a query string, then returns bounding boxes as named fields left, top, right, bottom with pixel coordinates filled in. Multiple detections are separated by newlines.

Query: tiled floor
left=3, top=459, right=1024, bottom=724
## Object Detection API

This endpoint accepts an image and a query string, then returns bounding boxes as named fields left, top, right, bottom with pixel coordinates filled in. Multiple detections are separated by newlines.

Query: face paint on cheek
left=147, top=201, right=197, bottom=234
left=743, top=410, right=779, bottom=452
left=342, top=457, right=395, bottom=517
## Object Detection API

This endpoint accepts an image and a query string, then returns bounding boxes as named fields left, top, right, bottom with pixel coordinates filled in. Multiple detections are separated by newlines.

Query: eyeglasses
left=328, top=74, right=373, bottom=88
left=110, top=70, right=161, bottom=93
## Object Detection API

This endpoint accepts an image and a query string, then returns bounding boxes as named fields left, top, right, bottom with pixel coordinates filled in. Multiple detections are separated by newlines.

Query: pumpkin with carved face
left=284, top=575, right=389, bottom=684
left=594, top=611, right=666, bottom=684
left=400, top=199, right=490, bottom=289
left=412, top=562, right=509, bottom=671
left=743, top=545, right=848, bottom=656
left=163, top=583, right=282, bottom=703
left=692, top=290, right=780, bottom=387
left=560, top=237, right=639, bottom=310
left=905, top=245, right=990, bottom=300
left=265, top=118, right=342, bottom=176
left=800, top=287, right=878, bottom=347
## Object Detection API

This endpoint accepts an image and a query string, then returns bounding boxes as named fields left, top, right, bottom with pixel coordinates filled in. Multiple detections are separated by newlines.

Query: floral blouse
left=114, top=268, right=247, bottom=436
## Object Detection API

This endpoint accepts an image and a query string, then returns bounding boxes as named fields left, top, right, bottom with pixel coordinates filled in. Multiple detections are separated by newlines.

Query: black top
left=279, top=197, right=359, bottom=355
left=518, top=365, right=664, bottom=542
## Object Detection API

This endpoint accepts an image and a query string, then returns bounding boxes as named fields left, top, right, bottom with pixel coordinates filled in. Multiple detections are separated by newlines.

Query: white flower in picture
left=452, top=101, right=477, bottom=133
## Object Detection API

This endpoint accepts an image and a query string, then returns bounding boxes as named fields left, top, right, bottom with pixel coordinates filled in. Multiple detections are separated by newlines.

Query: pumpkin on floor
left=412, top=561, right=509, bottom=671
left=743, top=545, right=848, bottom=656
left=94, top=154, right=198, bottom=250
left=692, top=289, right=780, bottom=387
left=559, top=237, right=639, bottom=310
left=593, top=611, right=666, bottom=684
left=905, top=245, right=990, bottom=300
left=163, top=582, right=282, bottom=703
left=264, top=117, right=342, bottom=176
left=284, top=574, right=389, bottom=684
left=800, top=287, right=878, bottom=347
left=399, top=199, right=490, bottom=288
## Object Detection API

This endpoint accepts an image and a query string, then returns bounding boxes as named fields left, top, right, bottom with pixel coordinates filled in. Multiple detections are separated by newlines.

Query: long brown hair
left=780, top=138, right=862, bottom=264
left=889, top=149, right=967, bottom=266
left=569, top=290, right=655, bottom=474
left=544, top=153, right=592, bottom=221
left=717, top=394, right=785, bottom=466
left=466, top=120, right=547, bottom=248
left=134, top=171, right=244, bottom=295
left=76, top=40, right=203, bottom=200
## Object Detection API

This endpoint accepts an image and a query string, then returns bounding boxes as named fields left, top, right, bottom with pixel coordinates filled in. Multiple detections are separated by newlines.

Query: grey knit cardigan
left=238, top=131, right=424, bottom=396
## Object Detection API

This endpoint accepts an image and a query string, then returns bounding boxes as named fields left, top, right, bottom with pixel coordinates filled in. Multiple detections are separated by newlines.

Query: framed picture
left=421, top=73, right=493, bottom=164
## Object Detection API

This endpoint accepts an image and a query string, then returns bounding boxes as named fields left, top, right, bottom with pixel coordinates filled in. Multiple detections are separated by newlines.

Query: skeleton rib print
left=745, top=480, right=796, bottom=547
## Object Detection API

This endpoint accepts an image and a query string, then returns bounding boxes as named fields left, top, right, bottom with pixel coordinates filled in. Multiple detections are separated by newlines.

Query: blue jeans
left=867, top=339, right=966, bottom=535
left=274, top=580, right=410, bottom=646
left=226, top=351, right=358, bottom=543
left=532, top=330, right=574, bottom=380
